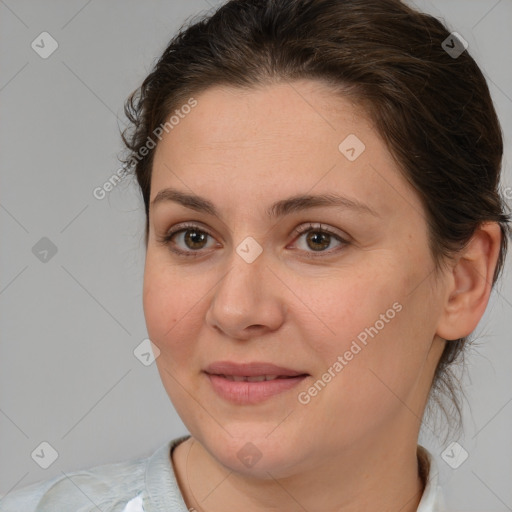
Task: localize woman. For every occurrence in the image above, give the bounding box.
[1,0,509,511]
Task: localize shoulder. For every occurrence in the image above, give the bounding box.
[0,451,147,512]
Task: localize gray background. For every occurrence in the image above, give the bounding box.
[1,0,511,510]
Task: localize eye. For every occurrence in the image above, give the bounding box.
[290,223,349,257]
[156,222,349,258]
[156,223,217,257]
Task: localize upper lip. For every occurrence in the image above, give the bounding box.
[204,361,308,377]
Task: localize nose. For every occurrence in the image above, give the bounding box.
[205,248,286,341]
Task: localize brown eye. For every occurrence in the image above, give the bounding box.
[181,229,209,250]
[157,223,217,257]
[305,231,332,251]
[291,223,349,257]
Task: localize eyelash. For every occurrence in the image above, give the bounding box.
[156,222,349,259]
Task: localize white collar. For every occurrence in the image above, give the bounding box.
[416,445,446,511]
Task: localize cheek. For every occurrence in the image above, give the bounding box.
[143,261,205,416]
[301,261,434,394]
[142,257,199,363]
[300,265,406,357]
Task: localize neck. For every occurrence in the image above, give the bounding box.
[172,432,426,512]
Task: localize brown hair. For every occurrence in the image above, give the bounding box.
[119,0,511,434]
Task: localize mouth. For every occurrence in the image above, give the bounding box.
[203,361,309,405]
[214,374,298,382]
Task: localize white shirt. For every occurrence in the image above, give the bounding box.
[0,436,445,511]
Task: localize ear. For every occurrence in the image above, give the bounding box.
[436,222,502,341]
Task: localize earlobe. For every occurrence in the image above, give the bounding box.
[436,222,502,341]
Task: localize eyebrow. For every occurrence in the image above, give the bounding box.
[151,187,380,219]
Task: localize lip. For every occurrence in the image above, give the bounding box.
[204,361,309,405]
[204,361,306,377]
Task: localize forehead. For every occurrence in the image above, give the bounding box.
[150,80,421,221]
[157,80,367,157]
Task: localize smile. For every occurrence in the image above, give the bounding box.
[206,373,308,404]
[203,361,309,404]
[220,374,290,382]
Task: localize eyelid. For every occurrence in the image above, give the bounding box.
[291,222,348,241]
[156,221,218,256]
[288,223,349,257]
[157,221,350,257]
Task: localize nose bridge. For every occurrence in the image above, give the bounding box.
[216,239,267,312]
[206,239,285,336]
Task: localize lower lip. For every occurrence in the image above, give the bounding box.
[206,373,308,405]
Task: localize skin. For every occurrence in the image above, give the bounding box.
[142,79,501,512]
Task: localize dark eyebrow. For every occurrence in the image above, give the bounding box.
[151,187,380,219]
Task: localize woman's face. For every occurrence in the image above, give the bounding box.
[143,80,447,477]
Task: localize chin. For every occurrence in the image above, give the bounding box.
[191,423,312,479]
